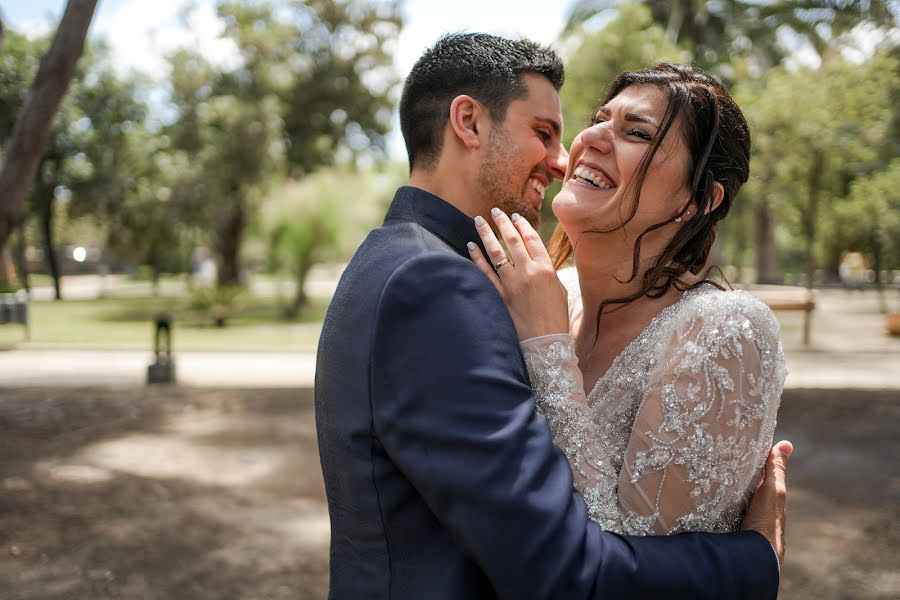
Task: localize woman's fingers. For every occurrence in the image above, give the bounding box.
[474,214,510,270]
[489,208,532,266]
[466,241,503,294]
[511,213,553,264]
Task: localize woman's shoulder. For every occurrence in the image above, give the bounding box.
[667,285,787,391]
[674,284,781,342]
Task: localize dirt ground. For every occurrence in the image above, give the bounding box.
[0,386,896,599]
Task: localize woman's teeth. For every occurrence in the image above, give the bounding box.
[573,165,613,189]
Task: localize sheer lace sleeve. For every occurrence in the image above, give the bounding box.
[520,334,620,523]
[616,293,786,535]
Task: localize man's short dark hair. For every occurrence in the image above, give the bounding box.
[399,33,564,171]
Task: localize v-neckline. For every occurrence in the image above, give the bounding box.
[578,285,709,401]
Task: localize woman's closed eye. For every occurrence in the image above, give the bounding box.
[626,128,653,141]
[590,115,653,142]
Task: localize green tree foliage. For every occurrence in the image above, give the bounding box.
[260,164,403,316]
[0,31,44,142]
[0,0,98,284]
[0,30,158,297]
[737,51,896,292]
[831,159,900,289]
[10,41,150,298]
[167,0,402,288]
[0,29,46,291]
[168,45,285,287]
[564,0,898,78]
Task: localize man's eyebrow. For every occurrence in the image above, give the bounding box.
[597,105,659,128]
[534,116,561,135]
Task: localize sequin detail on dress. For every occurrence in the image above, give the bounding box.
[522,269,786,535]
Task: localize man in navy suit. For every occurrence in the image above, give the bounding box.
[315,33,790,599]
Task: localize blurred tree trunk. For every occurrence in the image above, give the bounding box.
[732,200,750,283]
[802,150,824,346]
[752,160,777,284]
[217,189,245,287]
[0,0,97,287]
[872,243,887,314]
[150,247,162,297]
[754,196,777,284]
[37,186,62,301]
[286,262,312,320]
[285,229,323,320]
[14,226,30,292]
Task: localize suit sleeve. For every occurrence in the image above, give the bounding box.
[370,253,779,599]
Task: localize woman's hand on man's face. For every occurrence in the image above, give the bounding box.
[468,208,569,341]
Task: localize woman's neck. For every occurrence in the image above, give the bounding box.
[570,235,690,370]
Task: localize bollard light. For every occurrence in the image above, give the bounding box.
[147,312,176,384]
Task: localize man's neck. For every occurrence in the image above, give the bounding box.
[409,166,482,221]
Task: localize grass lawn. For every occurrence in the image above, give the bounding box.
[0,291,326,352]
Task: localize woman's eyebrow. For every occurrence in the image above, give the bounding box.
[597,105,659,128]
[625,113,659,128]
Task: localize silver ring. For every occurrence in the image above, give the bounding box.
[494,257,511,269]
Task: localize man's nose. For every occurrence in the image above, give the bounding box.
[548,142,569,181]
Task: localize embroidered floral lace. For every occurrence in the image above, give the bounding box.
[521,268,786,535]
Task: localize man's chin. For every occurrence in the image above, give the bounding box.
[518,204,541,229]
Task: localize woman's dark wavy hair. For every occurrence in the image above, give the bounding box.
[547,62,750,320]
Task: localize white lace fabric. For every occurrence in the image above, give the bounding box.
[522,271,786,536]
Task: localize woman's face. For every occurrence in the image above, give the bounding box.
[553,84,693,246]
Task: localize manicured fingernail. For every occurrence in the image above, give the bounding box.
[491,207,502,218]
[511,213,521,222]
[474,215,486,227]
[466,241,477,252]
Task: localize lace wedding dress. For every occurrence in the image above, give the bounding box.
[522,268,786,535]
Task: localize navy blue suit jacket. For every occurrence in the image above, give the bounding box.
[315,186,779,599]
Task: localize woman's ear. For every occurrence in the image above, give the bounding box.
[682,182,724,221]
[448,95,484,150]
[706,181,725,213]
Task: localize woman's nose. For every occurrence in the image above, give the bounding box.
[581,121,614,153]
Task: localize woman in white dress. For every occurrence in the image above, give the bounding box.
[468,63,787,536]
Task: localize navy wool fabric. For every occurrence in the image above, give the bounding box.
[314,186,779,599]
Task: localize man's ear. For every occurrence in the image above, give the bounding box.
[448,95,485,150]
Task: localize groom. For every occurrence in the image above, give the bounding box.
[315,33,789,599]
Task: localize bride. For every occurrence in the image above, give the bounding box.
[468,63,787,535]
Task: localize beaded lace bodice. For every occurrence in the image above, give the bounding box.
[521,268,786,536]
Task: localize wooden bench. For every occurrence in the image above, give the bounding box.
[745,287,816,345]
[0,291,30,341]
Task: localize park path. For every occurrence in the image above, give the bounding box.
[0,345,897,389]
[2,275,898,389]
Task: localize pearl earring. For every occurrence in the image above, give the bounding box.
[675,211,690,223]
